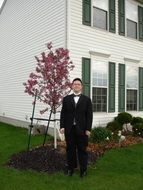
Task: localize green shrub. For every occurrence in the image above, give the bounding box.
[106,120,122,132]
[90,127,112,143]
[131,117,143,126]
[132,123,143,137]
[116,112,132,125]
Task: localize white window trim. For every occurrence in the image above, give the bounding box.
[124,57,140,63]
[89,50,111,58]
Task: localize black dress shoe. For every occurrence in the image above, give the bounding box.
[80,170,87,178]
[63,164,68,175]
[63,164,74,176]
[67,170,74,176]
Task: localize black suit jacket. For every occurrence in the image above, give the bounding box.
[60,94,93,136]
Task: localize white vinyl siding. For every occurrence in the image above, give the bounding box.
[0,0,143,128]
[0,0,66,125]
[68,0,143,126]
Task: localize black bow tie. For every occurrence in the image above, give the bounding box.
[73,94,81,97]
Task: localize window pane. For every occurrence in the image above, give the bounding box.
[127,89,137,111]
[92,87,107,112]
[126,66,138,89]
[126,0,137,22]
[93,0,108,11]
[93,7,107,30]
[92,61,107,87]
[127,19,137,39]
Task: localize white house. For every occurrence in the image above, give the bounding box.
[0,0,143,129]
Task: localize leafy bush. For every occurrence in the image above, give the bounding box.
[131,117,143,126]
[116,112,132,125]
[132,123,143,137]
[106,120,122,132]
[90,127,112,143]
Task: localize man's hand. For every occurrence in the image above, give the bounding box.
[60,128,65,134]
[85,130,91,137]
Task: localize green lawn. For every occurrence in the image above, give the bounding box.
[0,122,143,190]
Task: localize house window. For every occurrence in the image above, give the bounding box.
[126,0,138,39]
[127,19,137,39]
[92,61,107,112]
[93,0,108,30]
[126,66,138,110]
[83,0,115,32]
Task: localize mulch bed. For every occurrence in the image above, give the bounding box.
[7,136,143,173]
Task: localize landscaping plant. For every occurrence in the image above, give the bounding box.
[90,127,112,143]
[23,42,74,147]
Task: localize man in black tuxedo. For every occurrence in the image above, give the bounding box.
[60,78,93,177]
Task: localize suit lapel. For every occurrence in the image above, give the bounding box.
[71,94,76,108]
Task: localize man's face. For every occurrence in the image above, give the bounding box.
[72,80,82,93]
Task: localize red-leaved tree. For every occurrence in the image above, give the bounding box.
[24,42,74,148]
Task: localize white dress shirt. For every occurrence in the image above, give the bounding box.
[73,93,81,104]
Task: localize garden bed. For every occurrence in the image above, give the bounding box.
[7,136,143,173]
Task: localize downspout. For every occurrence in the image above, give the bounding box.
[65,0,71,49]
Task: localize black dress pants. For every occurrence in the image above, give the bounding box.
[65,126,88,172]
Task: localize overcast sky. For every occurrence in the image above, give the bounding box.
[0,0,4,7]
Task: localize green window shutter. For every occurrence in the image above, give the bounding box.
[118,64,125,112]
[109,0,116,33]
[118,0,125,36]
[82,57,91,97]
[82,0,91,26]
[108,62,115,112]
[138,6,143,42]
[139,67,143,110]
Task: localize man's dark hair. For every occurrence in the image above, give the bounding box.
[72,78,83,84]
